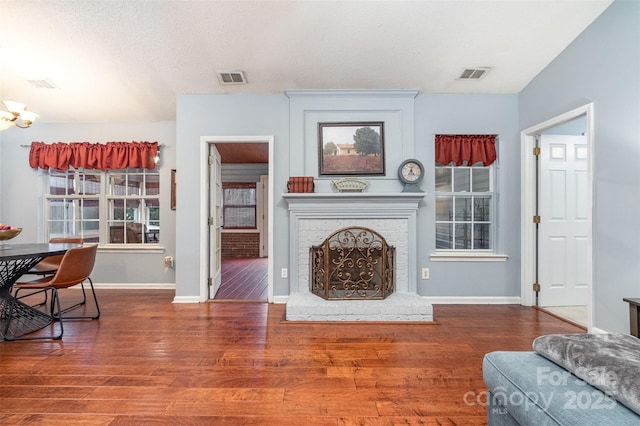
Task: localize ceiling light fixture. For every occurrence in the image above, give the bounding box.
[0,100,38,131]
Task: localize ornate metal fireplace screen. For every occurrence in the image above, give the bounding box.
[310,226,395,300]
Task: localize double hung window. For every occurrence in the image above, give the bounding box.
[222,183,257,229]
[45,168,160,245]
[435,165,493,250]
[434,134,497,252]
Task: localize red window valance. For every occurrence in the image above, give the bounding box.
[29,141,159,170]
[435,134,497,166]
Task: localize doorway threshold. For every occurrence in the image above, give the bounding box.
[538,306,587,329]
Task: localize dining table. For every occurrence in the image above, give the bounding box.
[0,242,81,341]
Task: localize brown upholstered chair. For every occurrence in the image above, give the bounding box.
[22,237,84,308]
[25,237,84,276]
[11,244,99,340]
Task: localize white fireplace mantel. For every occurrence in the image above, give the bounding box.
[282,192,425,207]
[283,192,433,321]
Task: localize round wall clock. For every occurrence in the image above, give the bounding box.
[398,159,424,192]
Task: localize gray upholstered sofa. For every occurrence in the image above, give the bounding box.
[483,333,640,425]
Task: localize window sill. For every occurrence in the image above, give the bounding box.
[430,252,508,262]
[98,244,165,254]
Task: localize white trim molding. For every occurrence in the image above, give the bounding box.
[430,253,508,262]
[199,135,275,303]
[520,103,594,330]
[94,282,176,290]
[425,296,521,304]
[173,295,202,304]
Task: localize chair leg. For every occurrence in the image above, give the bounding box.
[54,281,89,318]
[50,288,64,339]
[14,278,49,307]
[7,278,99,341]
[32,288,48,307]
[88,278,100,319]
[55,278,100,320]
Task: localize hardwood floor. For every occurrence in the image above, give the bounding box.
[0,290,585,425]
[214,257,268,301]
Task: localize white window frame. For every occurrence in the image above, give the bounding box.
[43,168,161,250]
[222,183,257,230]
[432,162,507,262]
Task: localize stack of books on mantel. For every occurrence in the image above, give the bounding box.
[287,176,314,193]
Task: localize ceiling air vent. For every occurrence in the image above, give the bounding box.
[458,68,490,80]
[27,78,58,89]
[216,71,247,85]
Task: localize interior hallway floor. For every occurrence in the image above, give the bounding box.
[541,305,588,327]
[214,257,268,301]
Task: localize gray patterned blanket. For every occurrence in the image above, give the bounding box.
[533,333,640,415]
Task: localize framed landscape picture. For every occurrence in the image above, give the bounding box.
[318,121,385,176]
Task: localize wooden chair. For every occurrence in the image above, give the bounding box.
[10,244,99,340]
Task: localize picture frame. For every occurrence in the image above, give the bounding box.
[318,121,385,176]
[170,169,176,210]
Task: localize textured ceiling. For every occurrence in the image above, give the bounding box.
[0,0,613,124]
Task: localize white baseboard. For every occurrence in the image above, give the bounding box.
[93,282,176,290]
[272,295,289,304]
[424,296,522,304]
[273,295,521,305]
[173,296,201,303]
[88,289,520,306]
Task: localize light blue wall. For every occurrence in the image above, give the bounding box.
[0,121,177,285]
[416,94,521,297]
[541,116,586,135]
[175,94,290,299]
[519,0,640,332]
[175,91,521,301]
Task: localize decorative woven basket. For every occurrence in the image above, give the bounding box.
[331,178,369,192]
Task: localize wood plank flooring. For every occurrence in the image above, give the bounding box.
[214,257,268,301]
[0,290,585,425]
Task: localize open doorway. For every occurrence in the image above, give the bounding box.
[199,136,274,303]
[214,143,268,302]
[520,104,594,329]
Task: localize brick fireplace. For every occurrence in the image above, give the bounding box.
[283,192,433,321]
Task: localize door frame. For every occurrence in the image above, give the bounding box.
[199,135,275,303]
[520,103,594,327]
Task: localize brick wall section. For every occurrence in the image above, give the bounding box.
[222,232,260,257]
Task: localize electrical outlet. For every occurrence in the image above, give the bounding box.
[281,268,288,278]
[164,256,174,268]
[421,268,430,280]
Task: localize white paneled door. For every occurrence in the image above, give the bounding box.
[208,145,223,299]
[539,135,589,306]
